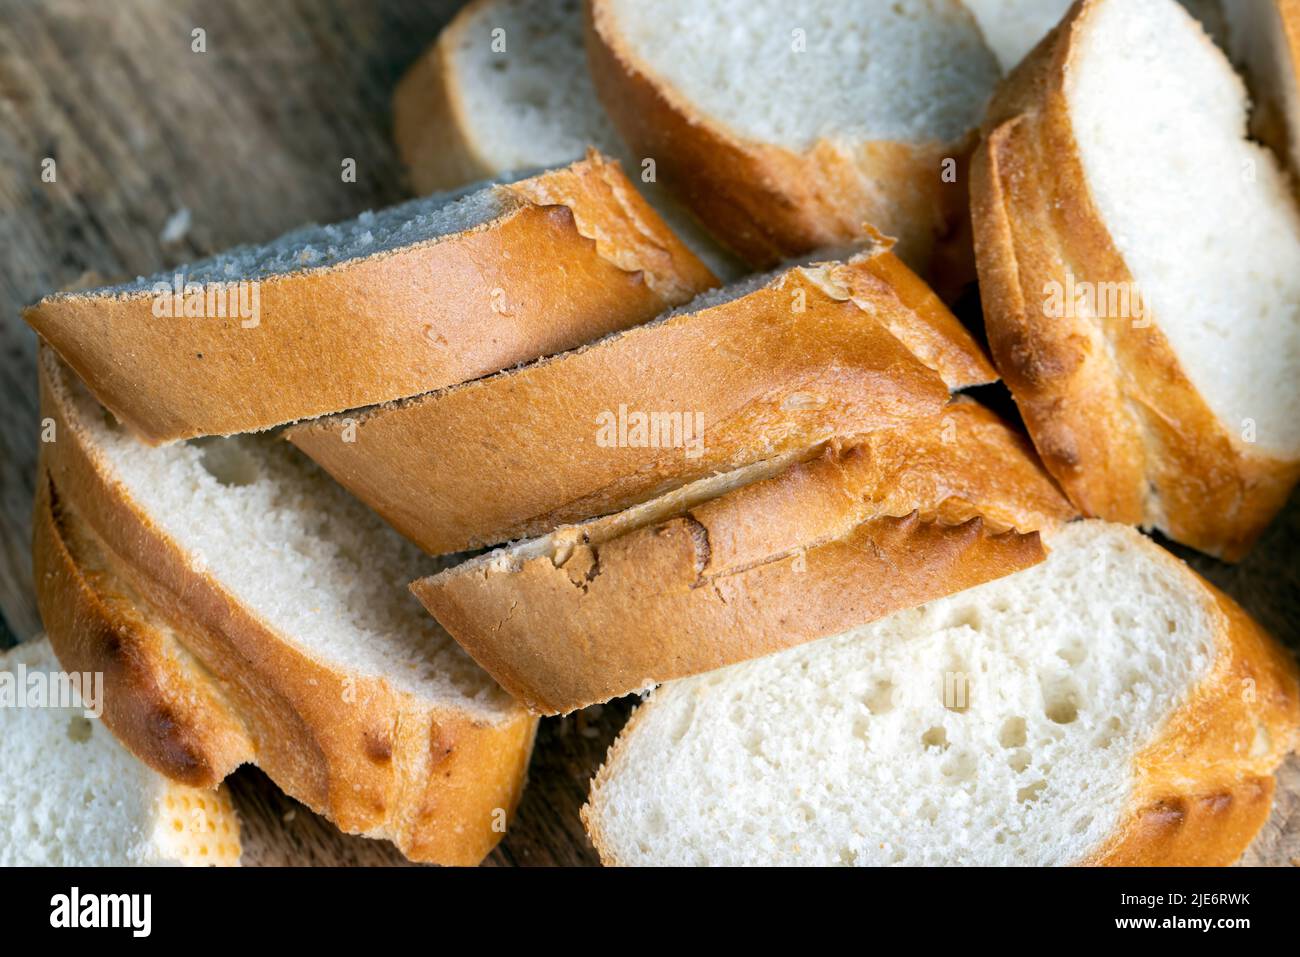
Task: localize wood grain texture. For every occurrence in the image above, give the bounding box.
[0,0,1294,867]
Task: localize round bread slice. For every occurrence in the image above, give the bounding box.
[413,399,1076,715]
[286,245,994,556]
[971,0,1300,560]
[582,521,1300,866]
[36,348,537,866]
[0,636,241,866]
[24,152,716,445]
[584,0,1001,276]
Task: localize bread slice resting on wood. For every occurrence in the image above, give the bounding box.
[34,348,537,865]
[582,521,1300,866]
[971,0,1300,560]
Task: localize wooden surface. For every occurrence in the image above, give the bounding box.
[0,0,1295,867]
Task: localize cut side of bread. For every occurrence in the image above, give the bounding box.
[585,0,1001,277]
[972,0,1300,560]
[25,152,715,445]
[0,636,242,866]
[413,400,1076,715]
[582,521,1300,866]
[287,245,995,555]
[1225,0,1300,181]
[35,349,538,865]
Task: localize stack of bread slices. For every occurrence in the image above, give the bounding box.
[11,0,1300,866]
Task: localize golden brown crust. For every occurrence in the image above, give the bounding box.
[32,474,253,789]
[583,0,976,280]
[288,248,976,555]
[24,153,715,445]
[37,350,538,865]
[970,1,1300,561]
[413,401,1073,715]
[393,0,499,194]
[1089,578,1300,865]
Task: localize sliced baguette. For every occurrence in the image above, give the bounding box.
[413,399,1076,715]
[393,0,742,280]
[584,0,1001,277]
[286,245,995,555]
[971,0,1300,560]
[0,636,241,867]
[582,521,1300,866]
[35,349,537,865]
[25,152,715,445]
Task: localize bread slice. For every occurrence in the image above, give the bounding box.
[585,0,1001,276]
[287,245,995,555]
[393,0,742,280]
[35,349,538,865]
[413,400,1076,715]
[24,152,716,445]
[971,0,1300,560]
[0,636,242,866]
[582,521,1300,866]
[1225,0,1300,181]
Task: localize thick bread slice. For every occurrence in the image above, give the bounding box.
[971,0,1300,560]
[584,0,1000,276]
[0,636,241,866]
[287,246,994,555]
[412,400,1075,715]
[393,0,742,280]
[37,349,538,865]
[1225,0,1300,181]
[25,152,716,445]
[33,475,253,788]
[582,522,1300,866]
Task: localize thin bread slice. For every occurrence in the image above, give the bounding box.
[36,348,538,865]
[971,0,1300,560]
[412,400,1076,715]
[582,521,1300,866]
[0,636,242,866]
[286,245,995,555]
[393,0,742,279]
[25,151,716,445]
[584,0,1000,275]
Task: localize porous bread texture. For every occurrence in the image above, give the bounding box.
[450,0,617,170]
[102,181,504,293]
[1065,0,1300,456]
[53,361,514,720]
[0,637,241,866]
[584,522,1219,866]
[607,0,999,148]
